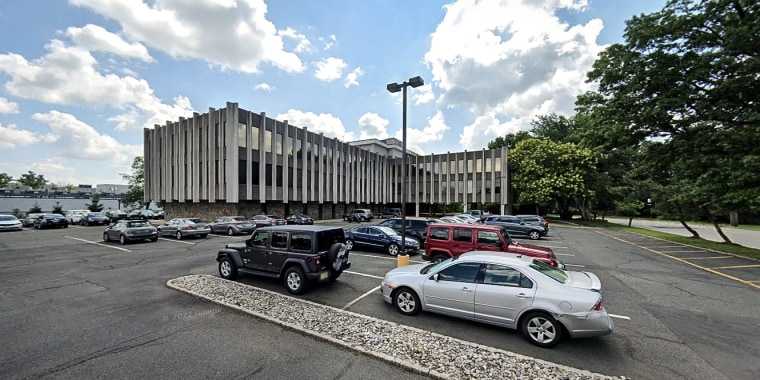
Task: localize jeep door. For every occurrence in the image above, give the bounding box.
[474,230,506,253]
[450,227,475,256]
[265,231,290,272]
[243,230,270,270]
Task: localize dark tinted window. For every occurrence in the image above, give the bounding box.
[271,232,288,248]
[453,228,472,243]
[429,227,449,240]
[477,230,501,245]
[290,233,312,251]
[317,228,346,251]
[436,262,481,283]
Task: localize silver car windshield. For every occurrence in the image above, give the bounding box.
[529,259,568,284]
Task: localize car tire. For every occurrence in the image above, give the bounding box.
[520,311,563,348]
[328,271,341,283]
[387,243,400,256]
[528,230,540,240]
[103,232,109,242]
[326,242,349,273]
[218,256,238,280]
[393,287,421,315]
[150,237,158,242]
[284,266,307,294]
[119,235,127,245]
[200,234,207,238]
[432,254,448,263]
[176,231,182,240]
[345,239,354,250]
[227,227,235,236]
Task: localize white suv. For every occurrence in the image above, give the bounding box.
[65,210,89,224]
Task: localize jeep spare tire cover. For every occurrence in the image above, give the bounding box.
[327,243,349,272]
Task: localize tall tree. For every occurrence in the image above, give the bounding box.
[121,157,145,209]
[576,0,760,241]
[86,193,104,212]
[510,139,597,220]
[0,173,11,188]
[487,131,533,150]
[17,171,47,189]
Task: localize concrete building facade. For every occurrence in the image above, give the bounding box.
[144,102,510,221]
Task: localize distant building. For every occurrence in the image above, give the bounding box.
[143,102,511,221]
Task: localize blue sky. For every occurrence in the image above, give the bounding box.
[0,0,666,186]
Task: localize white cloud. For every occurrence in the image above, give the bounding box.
[66,24,153,62]
[425,0,605,149]
[254,83,274,91]
[0,97,19,113]
[278,27,314,53]
[320,34,337,50]
[357,112,389,140]
[0,122,55,149]
[344,67,363,88]
[70,0,305,73]
[0,40,195,131]
[31,110,143,164]
[393,110,449,155]
[314,57,346,82]
[275,109,354,142]
[412,85,434,105]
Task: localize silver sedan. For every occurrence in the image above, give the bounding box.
[380,251,614,348]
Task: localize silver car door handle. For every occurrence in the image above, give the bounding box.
[516,293,531,299]
[461,287,473,292]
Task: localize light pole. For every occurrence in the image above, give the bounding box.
[387,76,424,266]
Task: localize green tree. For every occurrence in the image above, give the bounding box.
[121,157,145,209]
[510,139,597,220]
[52,202,64,214]
[28,203,42,213]
[18,171,47,189]
[0,173,11,188]
[615,199,646,227]
[487,131,533,149]
[86,193,104,212]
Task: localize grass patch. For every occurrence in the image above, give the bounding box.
[548,217,760,261]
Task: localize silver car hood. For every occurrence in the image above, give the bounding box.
[386,263,427,277]
[566,271,602,292]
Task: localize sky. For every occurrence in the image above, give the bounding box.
[0,0,667,186]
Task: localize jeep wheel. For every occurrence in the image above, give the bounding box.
[393,287,421,315]
[345,239,354,250]
[218,256,238,280]
[103,232,110,242]
[387,243,400,256]
[176,231,182,240]
[284,266,307,294]
[227,227,235,236]
[326,242,349,273]
[432,254,448,263]
[528,230,540,240]
[328,271,341,283]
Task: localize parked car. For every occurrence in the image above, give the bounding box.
[251,214,287,226]
[105,209,128,223]
[423,223,563,268]
[34,214,69,229]
[344,209,374,222]
[157,218,210,239]
[65,210,89,224]
[439,216,469,224]
[481,215,546,240]
[380,251,614,348]
[22,213,44,227]
[345,225,419,256]
[376,208,402,218]
[153,209,165,219]
[376,217,440,245]
[216,225,351,294]
[465,210,489,221]
[516,214,550,233]
[128,209,156,220]
[454,214,479,224]
[80,212,110,226]
[0,215,23,231]
[210,216,256,235]
[103,220,158,244]
[286,214,314,225]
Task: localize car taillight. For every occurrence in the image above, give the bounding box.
[592,298,603,311]
[314,257,321,265]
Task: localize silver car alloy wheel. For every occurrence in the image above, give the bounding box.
[220,260,231,277]
[396,291,416,313]
[286,272,301,290]
[526,315,558,344]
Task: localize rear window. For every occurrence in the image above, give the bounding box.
[188,218,204,224]
[530,259,568,284]
[453,228,472,243]
[316,228,346,251]
[290,233,312,251]
[428,226,449,240]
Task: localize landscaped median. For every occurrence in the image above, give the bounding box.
[167,274,625,380]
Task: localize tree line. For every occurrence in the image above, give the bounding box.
[490,0,759,244]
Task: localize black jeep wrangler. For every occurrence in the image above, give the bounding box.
[216,225,351,294]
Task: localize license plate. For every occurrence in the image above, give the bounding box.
[319,271,329,280]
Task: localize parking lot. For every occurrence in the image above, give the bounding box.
[1,221,759,379]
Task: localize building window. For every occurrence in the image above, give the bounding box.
[264,130,272,153]
[276,133,283,155]
[238,123,247,148]
[485,158,492,172]
[251,126,259,148]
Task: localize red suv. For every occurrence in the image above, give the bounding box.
[422,223,563,268]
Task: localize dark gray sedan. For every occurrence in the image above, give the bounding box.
[210,216,256,235]
[157,218,210,240]
[103,220,158,244]
[482,215,546,240]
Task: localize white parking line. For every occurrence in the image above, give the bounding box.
[344,270,383,280]
[564,263,586,268]
[66,236,131,252]
[342,285,381,310]
[158,237,196,245]
[609,313,631,320]
[350,253,426,264]
[555,253,576,256]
